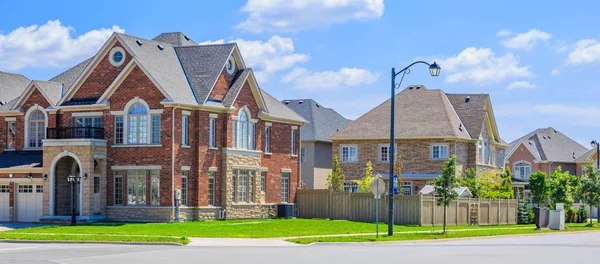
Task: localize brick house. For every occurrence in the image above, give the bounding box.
[281,99,351,189]
[329,85,507,194]
[505,127,596,202]
[0,32,306,223]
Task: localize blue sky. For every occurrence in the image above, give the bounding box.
[1,0,599,146]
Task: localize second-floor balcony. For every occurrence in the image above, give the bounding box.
[47,127,104,140]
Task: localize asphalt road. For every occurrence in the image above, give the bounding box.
[0,232,598,264]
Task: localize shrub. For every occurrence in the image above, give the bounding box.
[526,205,535,224]
[578,205,589,223]
[566,208,578,223]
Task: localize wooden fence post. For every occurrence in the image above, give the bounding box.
[432,196,436,226]
[418,194,423,226]
[497,199,501,225]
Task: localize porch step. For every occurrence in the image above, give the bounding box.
[39,215,107,224]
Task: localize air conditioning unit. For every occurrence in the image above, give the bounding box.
[277,204,296,219]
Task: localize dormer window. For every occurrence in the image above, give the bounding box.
[225,56,236,75]
[109,47,126,67]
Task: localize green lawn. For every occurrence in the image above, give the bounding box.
[0,233,188,245]
[287,223,600,244]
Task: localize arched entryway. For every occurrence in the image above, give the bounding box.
[49,152,83,216]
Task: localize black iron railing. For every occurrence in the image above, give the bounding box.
[47,127,104,140]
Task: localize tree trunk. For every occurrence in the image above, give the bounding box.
[590,204,594,226]
[443,204,447,233]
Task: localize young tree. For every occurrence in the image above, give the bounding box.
[460,168,482,198]
[478,170,513,199]
[394,154,404,191]
[578,165,600,226]
[501,167,514,199]
[549,167,575,210]
[517,193,530,224]
[529,171,549,207]
[357,161,375,193]
[326,155,345,191]
[433,155,459,233]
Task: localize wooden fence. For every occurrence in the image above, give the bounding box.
[296,189,517,226]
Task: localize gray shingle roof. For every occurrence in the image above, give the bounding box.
[175,44,235,103]
[508,127,589,162]
[49,58,92,91]
[117,33,197,104]
[260,90,306,123]
[0,71,30,103]
[0,151,43,169]
[575,148,596,162]
[446,94,488,138]
[34,81,63,106]
[222,69,251,107]
[282,99,351,142]
[330,85,471,140]
[152,32,197,47]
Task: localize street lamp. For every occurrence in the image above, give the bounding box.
[388,61,441,236]
[67,174,81,226]
[592,140,599,222]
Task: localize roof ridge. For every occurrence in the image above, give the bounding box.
[117,32,176,47]
[194,43,236,48]
[0,71,29,79]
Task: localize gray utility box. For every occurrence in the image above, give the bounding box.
[277,204,296,218]
[534,208,550,229]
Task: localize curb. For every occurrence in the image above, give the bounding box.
[0,239,184,246]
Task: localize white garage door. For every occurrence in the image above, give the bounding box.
[0,185,9,222]
[16,184,43,222]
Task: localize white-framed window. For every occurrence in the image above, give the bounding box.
[225,56,236,75]
[208,171,215,206]
[484,139,489,164]
[182,115,189,146]
[514,162,531,179]
[27,108,46,148]
[430,144,449,160]
[378,144,397,163]
[74,116,103,138]
[264,126,271,153]
[498,150,505,168]
[150,170,160,206]
[0,185,8,193]
[232,170,237,202]
[291,128,297,155]
[232,107,255,150]
[261,171,266,193]
[109,47,126,67]
[114,171,123,205]
[181,171,188,206]
[300,148,306,163]
[128,104,148,144]
[6,121,16,150]
[238,170,248,203]
[281,172,290,203]
[478,139,484,164]
[340,145,358,163]
[115,116,124,144]
[209,117,216,148]
[127,170,146,205]
[151,115,161,144]
[401,182,412,195]
[250,171,255,203]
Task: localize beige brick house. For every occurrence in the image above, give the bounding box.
[329,85,507,194]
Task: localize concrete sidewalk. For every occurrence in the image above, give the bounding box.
[187,238,301,247]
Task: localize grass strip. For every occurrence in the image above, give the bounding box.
[0,233,189,245]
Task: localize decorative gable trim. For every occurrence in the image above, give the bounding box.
[203,45,247,105]
[505,141,538,162]
[11,81,54,111]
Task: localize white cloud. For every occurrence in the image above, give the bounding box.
[434,47,533,84]
[507,81,536,90]
[281,67,380,89]
[499,29,551,50]
[0,20,124,71]
[551,68,560,76]
[496,29,512,37]
[236,0,384,33]
[566,39,600,65]
[200,36,308,82]
[533,104,600,127]
[553,40,568,53]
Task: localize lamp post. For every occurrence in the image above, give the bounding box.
[67,174,81,226]
[592,140,600,222]
[388,61,441,236]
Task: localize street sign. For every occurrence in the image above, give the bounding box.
[370,178,386,198]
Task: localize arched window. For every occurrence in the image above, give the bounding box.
[232,107,255,150]
[514,162,531,179]
[28,110,46,148]
[128,103,148,144]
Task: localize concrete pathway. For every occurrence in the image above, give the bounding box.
[187,238,301,247]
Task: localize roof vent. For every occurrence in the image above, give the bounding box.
[548,136,551,139]
[316,104,320,107]
[184,35,190,41]
[529,141,532,145]
[543,136,546,139]
[284,101,290,105]
[465,96,471,102]
[299,100,303,104]
[136,40,143,46]
[554,129,558,133]
[157,44,164,51]
[415,85,421,89]
[0,101,4,106]
[408,85,414,90]
[458,124,463,132]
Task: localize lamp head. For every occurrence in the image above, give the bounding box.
[429,61,441,77]
[592,140,598,148]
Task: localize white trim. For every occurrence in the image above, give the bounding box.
[281,168,292,173]
[93,154,107,159]
[4,117,16,122]
[43,139,107,147]
[111,144,162,148]
[110,111,126,115]
[208,167,218,172]
[149,109,164,114]
[49,151,84,217]
[260,167,269,172]
[181,166,191,171]
[182,110,191,116]
[0,168,44,173]
[108,47,126,67]
[339,144,358,163]
[377,143,397,163]
[223,148,262,157]
[72,112,103,117]
[225,56,236,75]
[291,126,298,130]
[265,122,272,127]
[0,178,43,182]
[10,82,55,111]
[232,165,260,170]
[430,143,450,160]
[111,165,162,170]
[24,104,48,150]
[209,113,218,118]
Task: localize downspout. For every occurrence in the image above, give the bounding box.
[171,104,180,220]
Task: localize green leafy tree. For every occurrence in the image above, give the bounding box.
[549,167,575,210]
[394,154,404,191]
[460,168,482,198]
[529,171,549,207]
[357,161,375,193]
[501,167,514,199]
[326,155,345,191]
[578,165,600,226]
[433,155,460,233]
[478,170,514,199]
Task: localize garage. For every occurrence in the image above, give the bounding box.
[0,185,8,222]
[15,184,43,222]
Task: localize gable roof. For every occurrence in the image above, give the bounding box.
[330,85,471,140]
[34,81,63,106]
[575,148,596,162]
[175,43,236,103]
[222,68,251,107]
[260,90,306,124]
[446,94,488,139]
[49,58,92,92]
[0,71,30,103]
[507,127,589,163]
[152,32,197,46]
[282,99,351,142]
